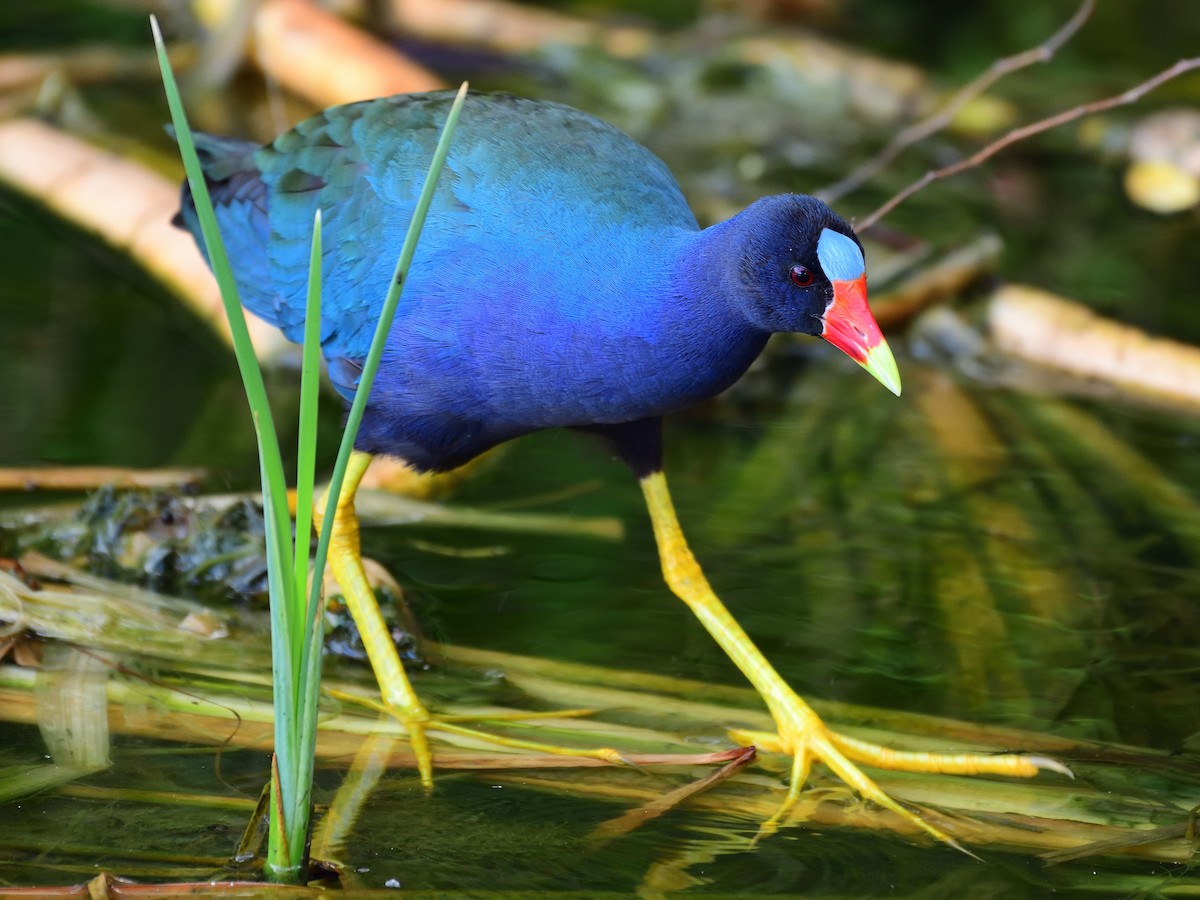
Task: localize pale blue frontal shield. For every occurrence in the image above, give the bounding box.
[816,228,865,281]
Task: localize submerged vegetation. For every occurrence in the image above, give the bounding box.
[1,0,1199,895]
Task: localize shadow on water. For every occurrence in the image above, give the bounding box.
[2,0,1200,896]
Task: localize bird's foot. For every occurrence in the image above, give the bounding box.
[358,451,498,502]
[728,697,1071,852]
[328,688,628,786]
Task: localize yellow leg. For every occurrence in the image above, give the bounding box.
[315,450,625,785]
[315,450,436,787]
[639,471,1067,849]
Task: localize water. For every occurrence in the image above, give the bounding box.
[3,0,1200,895]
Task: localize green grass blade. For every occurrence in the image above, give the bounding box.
[281,210,326,872]
[150,15,295,601]
[295,83,468,816]
[260,452,301,877]
[306,82,469,626]
[293,210,323,645]
[156,14,466,879]
[153,14,305,879]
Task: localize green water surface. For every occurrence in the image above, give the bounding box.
[2,0,1200,896]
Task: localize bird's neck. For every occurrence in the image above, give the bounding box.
[639,221,771,409]
[673,216,771,341]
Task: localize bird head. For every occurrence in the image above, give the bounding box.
[732,195,900,396]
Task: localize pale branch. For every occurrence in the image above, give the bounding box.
[818,0,1095,205]
[857,57,1200,233]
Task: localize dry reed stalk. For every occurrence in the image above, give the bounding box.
[0,466,205,492]
[384,0,652,58]
[989,285,1200,412]
[0,118,285,360]
[195,0,442,107]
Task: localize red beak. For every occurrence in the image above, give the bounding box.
[821,275,901,396]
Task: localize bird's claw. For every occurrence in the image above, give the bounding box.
[733,719,963,850]
[402,714,435,789]
[333,686,629,780]
[726,702,1066,854]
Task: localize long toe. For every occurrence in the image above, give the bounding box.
[732,701,1067,853]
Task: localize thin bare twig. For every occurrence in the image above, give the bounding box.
[858,57,1200,232]
[819,0,1096,204]
[591,746,756,840]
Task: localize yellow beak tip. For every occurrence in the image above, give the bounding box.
[861,340,902,397]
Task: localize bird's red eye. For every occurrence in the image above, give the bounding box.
[789,265,814,287]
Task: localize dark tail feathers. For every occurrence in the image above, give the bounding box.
[165,126,261,230]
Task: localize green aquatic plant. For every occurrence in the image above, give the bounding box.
[151,16,466,880]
